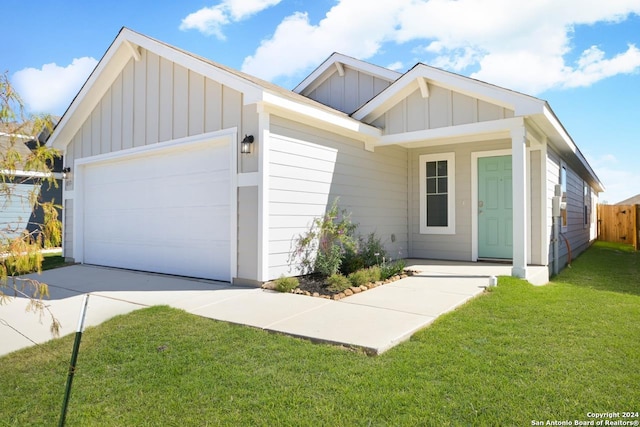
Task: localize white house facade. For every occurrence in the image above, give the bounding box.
[47,28,604,286]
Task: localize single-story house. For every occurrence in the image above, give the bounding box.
[47,28,603,285]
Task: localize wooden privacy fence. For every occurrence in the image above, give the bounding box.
[597,204,640,250]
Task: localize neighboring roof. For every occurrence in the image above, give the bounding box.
[293,52,402,96]
[47,28,380,151]
[617,194,640,205]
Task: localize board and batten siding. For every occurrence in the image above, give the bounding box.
[61,48,256,273]
[376,86,515,134]
[306,68,392,114]
[267,116,408,280]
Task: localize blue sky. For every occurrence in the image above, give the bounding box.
[3,0,640,203]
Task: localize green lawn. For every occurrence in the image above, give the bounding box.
[1,241,638,426]
[41,251,67,271]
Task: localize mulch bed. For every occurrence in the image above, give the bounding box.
[262,270,417,300]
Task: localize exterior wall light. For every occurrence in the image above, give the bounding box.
[241,135,254,154]
[62,167,71,179]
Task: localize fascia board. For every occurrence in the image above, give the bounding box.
[294,53,401,95]
[48,28,265,151]
[354,64,545,122]
[47,32,129,151]
[540,106,605,192]
[260,92,381,141]
[378,117,524,146]
[124,30,264,99]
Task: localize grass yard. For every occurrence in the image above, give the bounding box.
[1,241,638,426]
[41,251,67,271]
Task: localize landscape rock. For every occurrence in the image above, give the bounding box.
[344,289,353,296]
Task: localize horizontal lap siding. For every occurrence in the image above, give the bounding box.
[547,148,594,269]
[409,139,511,261]
[563,158,593,260]
[268,116,408,279]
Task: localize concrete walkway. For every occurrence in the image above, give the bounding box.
[0,261,528,356]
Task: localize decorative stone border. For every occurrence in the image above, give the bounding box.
[262,270,417,300]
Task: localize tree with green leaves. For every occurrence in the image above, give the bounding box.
[1,71,61,336]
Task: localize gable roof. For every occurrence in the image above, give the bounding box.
[293,52,401,97]
[47,28,380,151]
[345,61,603,192]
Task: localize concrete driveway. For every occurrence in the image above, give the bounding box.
[0,262,504,356]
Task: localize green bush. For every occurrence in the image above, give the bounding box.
[367,265,382,282]
[274,276,299,293]
[340,246,365,275]
[360,233,387,267]
[326,273,352,292]
[347,269,370,287]
[290,198,357,277]
[315,244,343,277]
[380,259,407,281]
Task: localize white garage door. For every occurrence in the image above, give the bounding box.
[81,138,232,281]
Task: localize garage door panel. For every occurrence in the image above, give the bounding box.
[82,139,232,281]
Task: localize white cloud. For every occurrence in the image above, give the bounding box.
[563,44,640,89]
[12,57,97,115]
[180,0,281,39]
[387,61,404,71]
[242,0,405,80]
[240,0,640,94]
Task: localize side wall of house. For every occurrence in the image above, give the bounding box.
[267,116,408,280]
[61,48,259,280]
[306,68,392,114]
[546,147,597,271]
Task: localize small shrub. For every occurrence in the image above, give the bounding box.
[367,265,382,282]
[274,276,299,293]
[340,246,365,275]
[326,273,351,292]
[380,259,407,281]
[348,269,371,287]
[315,244,343,277]
[360,233,387,267]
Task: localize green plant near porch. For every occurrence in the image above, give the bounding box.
[291,198,357,277]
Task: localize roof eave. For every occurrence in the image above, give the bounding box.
[536,104,605,193]
[47,28,266,151]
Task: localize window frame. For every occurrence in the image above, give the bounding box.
[419,152,456,235]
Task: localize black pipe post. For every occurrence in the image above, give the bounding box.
[58,294,90,427]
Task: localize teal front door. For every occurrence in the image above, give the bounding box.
[478,155,513,259]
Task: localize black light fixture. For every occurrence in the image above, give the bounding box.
[241,134,254,154]
[62,167,71,179]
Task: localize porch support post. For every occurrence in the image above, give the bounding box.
[511,125,528,279]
